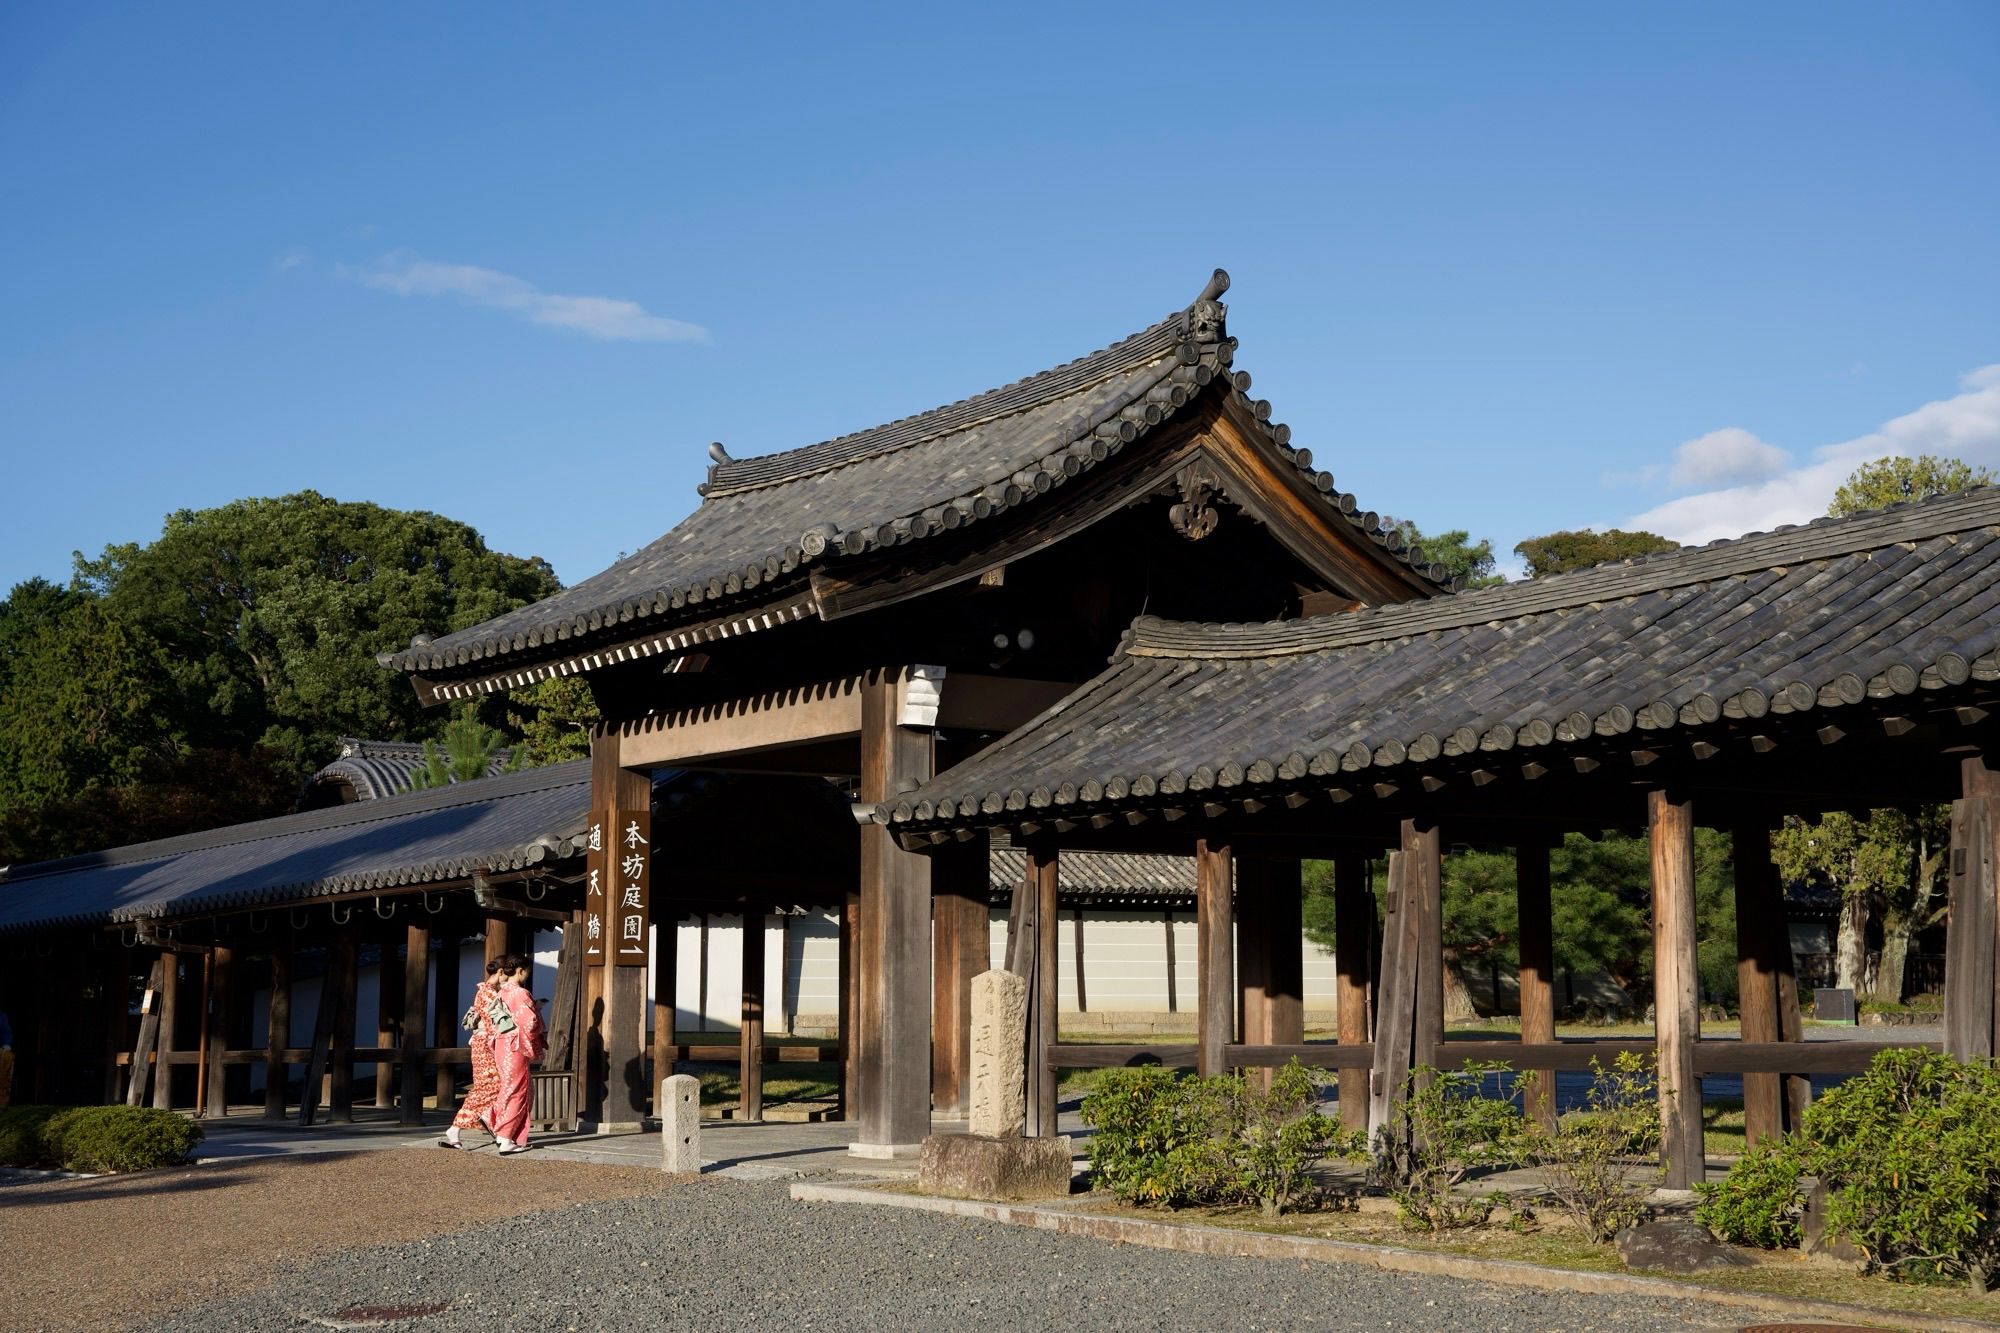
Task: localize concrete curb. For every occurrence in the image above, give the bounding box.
[789,1181,2000,1333]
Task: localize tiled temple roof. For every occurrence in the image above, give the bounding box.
[385,272,1449,695]
[880,487,2000,831]
[0,762,590,934]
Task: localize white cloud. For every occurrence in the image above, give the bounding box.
[343,251,708,343]
[1626,364,2000,545]
[1668,427,1790,488]
[272,249,310,273]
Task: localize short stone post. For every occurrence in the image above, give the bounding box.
[661,1073,700,1176]
[917,969,1070,1200]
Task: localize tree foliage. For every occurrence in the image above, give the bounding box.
[0,492,561,864]
[505,675,600,767]
[72,490,558,774]
[1512,528,1677,578]
[1829,454,1994,517]
[1386,519,1505,588]
[409,706,522,789]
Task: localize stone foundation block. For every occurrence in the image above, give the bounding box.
[918,1133,1074,1201]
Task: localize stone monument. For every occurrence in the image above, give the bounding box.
[918,968,1072,1200]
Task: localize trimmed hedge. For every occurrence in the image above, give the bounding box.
[0,1105,203,1173]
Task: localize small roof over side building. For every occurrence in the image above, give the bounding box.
[300,737,514,808]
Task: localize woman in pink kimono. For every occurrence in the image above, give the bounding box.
[440,959,505,1149]
[489,953,547,1155]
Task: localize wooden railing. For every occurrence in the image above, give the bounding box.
[1047,1036,1941,1077]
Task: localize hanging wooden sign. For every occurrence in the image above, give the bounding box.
[583,812,609,967]
[611,805,650,967]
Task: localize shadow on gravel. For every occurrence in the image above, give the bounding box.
[0,1152,365,1209]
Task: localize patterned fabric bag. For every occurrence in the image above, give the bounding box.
[484,990,519,1035]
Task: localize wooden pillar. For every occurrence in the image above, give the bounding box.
[327,928,359,1124]
[930,836,990,1118]
[264,937,292,1118]
[484,913,509,971]
[651,908,676,1103]
[432,929,461,1106]
[373,924,404,1110]
[739,908,765,1123]
[1240,857,1304,1083]
[1946,754,2000,1060]
[547,911,585,1078]
[100,950,128,1105]
[1236,858,1268,1050]
[203,944,234,1118]
[1517,840,1556,1130]
[1334,852,1372,1131]
[1021,844,1060,1137]
[853,671,934,1154]
[151,952,180,1111]
[1650,789,1703,1189]
[400,920,430,1124]
[836,892,856,1121]
[1195,838,1234,1077]
[590,733,651,1129]
[1733,821,1806,1144]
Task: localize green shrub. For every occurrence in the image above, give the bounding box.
[36,1106,203,1173]
[1223,1060,1362,1218]
[1081,1065,1229,1207]
[1080,1060,1361,1215]
[0,1105,65,1168]
[1696,1048,2000,1292]
[1376,1061,1525,1232]
[1524,1052,1663,1243]
[1695,1135,1805,1249]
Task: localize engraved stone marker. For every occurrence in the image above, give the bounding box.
[969,968,1028,1138]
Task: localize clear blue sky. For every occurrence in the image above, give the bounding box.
[4,3,1997,592]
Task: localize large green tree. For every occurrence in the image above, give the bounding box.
[1513,529,1677,578]
[73,491,559,774]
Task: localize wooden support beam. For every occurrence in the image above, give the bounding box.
[327,929,359,1124]
[1367,850,1417,1138]
[548,910,585,1078]
[651,906,675,1107]
[1240,857,1304,1089]
[1409,822,1444,1096]
[598,743,652,1129]
[203,943,234,1118]
[375,926,404,1110]
[1333,853,1373,1132]
[1162,909,1179,1014]
[1195,838,1234,1078]
[432,931,461,1108]
[265,937,292,1119]
[740,910,765,1124]
[1650,788,1704,1189]
[1733,821,1805,1146]
[1946,753,2000,1060]
[1026,844,1059,1137]
[930,837,989,1118]
[400,921,430,1125]
[1237,858,1269,1052]
[101,951,128,1105]
[126,957,166,1108]
[837,892,856,1122]
[854,670,934,1153]
[152,952,180,1111]
[297,943,338,1127]
[1517,841,1556,1130]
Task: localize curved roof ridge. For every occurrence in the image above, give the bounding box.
[704,311,1189,497]
[1120,485,2000,661]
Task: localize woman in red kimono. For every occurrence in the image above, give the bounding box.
[489,953,547,1154]
[440,958,505,1149]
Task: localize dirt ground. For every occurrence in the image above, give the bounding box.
[0,1150,671,1332]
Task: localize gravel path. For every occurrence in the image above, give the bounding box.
[141,1177,1740,1333]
